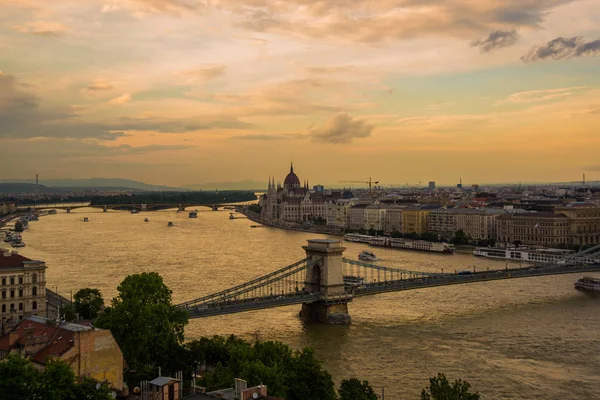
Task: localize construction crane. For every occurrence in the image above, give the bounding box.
[339,177,380,192]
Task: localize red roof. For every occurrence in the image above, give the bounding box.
[0,252,31,269]
[0,318,76,365]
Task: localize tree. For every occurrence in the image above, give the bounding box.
[95,272,189,375]
[60,303,77,322]
[368,228,377,236]
[421,373,480,400]
[391,231,402,238]
[74,288,104,320]
[0,355,39,400]
[450,230,469,246]
[420,232,439,242]
[286,348,336,400]
[339,378,378,400]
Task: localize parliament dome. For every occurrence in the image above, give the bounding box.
[283,163,301,189]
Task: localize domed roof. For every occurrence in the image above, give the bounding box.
[284,162,301,189]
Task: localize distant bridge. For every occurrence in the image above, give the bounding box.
[177,240,600,323]
[18,202,254,212]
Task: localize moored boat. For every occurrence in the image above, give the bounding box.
[189,210,198,218]
[575,277,600,292]
[473,246,574,264]
[144,218,149,222]
[167,221,174,226]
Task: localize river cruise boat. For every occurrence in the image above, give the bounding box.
[343,233,373,243]
[358,250,378,261]
[189,210,198,218]
[367,237,453,253]
[473,247,574,264]
[574,277,600,292]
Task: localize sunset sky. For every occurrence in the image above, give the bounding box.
[1,0,600,187]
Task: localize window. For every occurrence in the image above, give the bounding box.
[32,287,37,296]
[18,289,23,298]
[1,278,5,286]
[9,277,14,285]
[18,276,23,285]
[18,303,23,311]
[10,290,14,298]
[10,303,15,312]
[1,291,5,299]
[32,301,37,310]
[32,274,37,284]
[1,305,4,313]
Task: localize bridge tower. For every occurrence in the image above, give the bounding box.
[300,239,351,324]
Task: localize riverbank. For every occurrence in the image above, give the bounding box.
[237,208,344,237]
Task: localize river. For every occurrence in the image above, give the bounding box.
[7,208,600,399]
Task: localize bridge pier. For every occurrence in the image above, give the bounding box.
[66,207,71,213]
[178,204,185,211]
[212,204,218,211]
[300,239,351,324]
[103,205,107,213]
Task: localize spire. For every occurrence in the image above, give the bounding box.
[290,161,294,173]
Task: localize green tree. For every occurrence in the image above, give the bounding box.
[74,288,104,320]
[75,377,113,400]
[95,272,189,374]
[286,348,336,400]
[38,358,78,400]
[391,231,402,238]
[60,303,77,322]
[339,378,378,400]
[421,373,480,400]
[368,228,377,236]
[0,355,39,400]
[420,232,439,242]
[450,229,469,246]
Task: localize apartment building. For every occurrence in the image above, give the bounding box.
[428,208,506,240]
[554,204,600,246]
[496,212,570,246]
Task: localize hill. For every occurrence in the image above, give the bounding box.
[182,180,266,191]
[0,178,188,192]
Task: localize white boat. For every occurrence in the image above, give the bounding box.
[373,237,454,254]
[131,209,140,214]
[358,250,378,261]
[575,277,600,292]
[189,211,198,218]
[343,233,373,243]
[473,246,574,264]
[12,242,25,248]
[344,275,365,286]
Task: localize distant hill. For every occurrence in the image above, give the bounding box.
[0,178,188,192]
[0,183,66,194]
[182,181,266,191]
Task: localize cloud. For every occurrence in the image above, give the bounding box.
[522,37,600,62]
[585,165,600,172]
[229,133,301,141]
[114,116,253,132]
[495,86,589,105]
[425,102,455,110]
[178,65,226,82]
[86,81,114,91]
[309,113,373,144]
[13,21,68,37]
[109,94,132,104]
[471,30,519,53]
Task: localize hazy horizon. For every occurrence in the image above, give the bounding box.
[1,1,600,185]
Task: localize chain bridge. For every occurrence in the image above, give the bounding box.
[177,239,600,324]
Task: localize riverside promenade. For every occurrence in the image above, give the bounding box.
[237,208,344,237]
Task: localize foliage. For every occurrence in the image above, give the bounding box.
[313,216,326,225]
[391,230,402,238]
[419,232,439,242]
[0,356,112,400]
[368,228,377,236]
[74,288,104,320]
[60,303,77,322]
[88,191,256,206]
[421,373,480,400]
[95,272,189,377]
[339,378,378,400]
[358,228,366,234]
[404,232,420,240]
[450,230,469,246]
[188,336,335,400]
[247,204,261,214]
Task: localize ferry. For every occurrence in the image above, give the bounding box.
[12,242,25,248]
[574,277,600,292]
[473,246,574,264]
[367,237,453,254]
[189,210,198,218]
[343,275,365,286]
[343,233,373,244]
[358,250,378,261]
[131,209,140,214]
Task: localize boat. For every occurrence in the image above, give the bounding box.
[14,220,24,232]
[343,275,365,286]
[48,209,57,215]
[83,217,89,222]
[167,221,173,226]
[574,277,600,292]
[131,209,140,214]
[12,242,25,248]
[473,246,574,264]
[358,250,378,261]
[250,225,261,228]
[144,218,149,222]
[343,233,373,243]
[189,211,198,218]
[388,238,453,253]
[229,214,235,220]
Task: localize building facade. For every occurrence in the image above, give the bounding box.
[325,199,352,228]
[555,204,600,246]
[259,164,326,222]
[1,251,46,331]
[401,208,431,234]
[428,208,506,240]
[496,212,570,246]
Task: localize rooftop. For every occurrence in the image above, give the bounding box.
[0,251,33,269]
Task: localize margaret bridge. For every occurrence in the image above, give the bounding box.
[177,239,600,324]
[18,202,251,212]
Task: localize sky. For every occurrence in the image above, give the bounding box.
[1,0,600,187]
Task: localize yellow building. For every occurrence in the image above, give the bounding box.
[554,204,600,246]
[1,251,46,330]
[401,208,431,234]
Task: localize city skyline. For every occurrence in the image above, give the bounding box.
[1,0,600,186]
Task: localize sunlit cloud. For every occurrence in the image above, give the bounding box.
[309,113,374,144]
[495,87,590,105]
[109,94,132,105]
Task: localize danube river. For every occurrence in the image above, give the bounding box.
[9,209,600,399]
